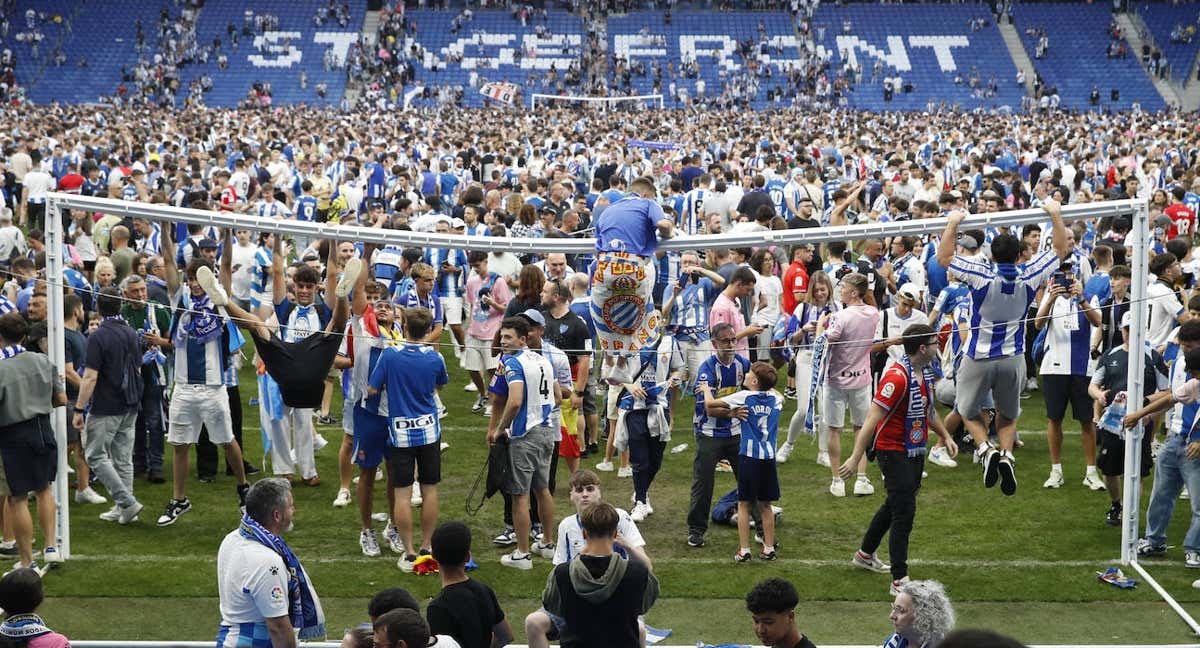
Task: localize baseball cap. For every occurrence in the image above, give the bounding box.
[197,238,219,250]
[518,309,546,328]
[450,217,466,229]
[1120,311,1132,329]
[956,234,980,250]
[897,283,921,304]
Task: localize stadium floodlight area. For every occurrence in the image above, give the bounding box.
[40,193,1194,636]
[529,92,664,111]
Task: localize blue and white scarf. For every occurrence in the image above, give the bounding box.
[803,333,829,436]
[238,513,326,640]
[176,293,225,345]
[897,354,935,457]
[0,344,25,360]
[0,613,52,640]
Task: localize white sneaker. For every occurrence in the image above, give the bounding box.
[816,451,831,467]
[313,433,328,452]
[42,547,64,564]
[195,265,229,306]
[853,476,875,496]
[777,442,794,464]
[118,501,144,525]
[617,466,633,478]
[1183,486,1191,500]
[360,529,382,557]
[336,258,363,298]
[384,523,405,554]
[928,446,957,468]
[852,549,890,573]
[333,488,351,508]
[464,382,479,392]
[1026,377,1039,391]
[829,477,846,497]
[500,550,533,570]
[533,541,556,559]
[482,404,492,417]
[1083,473,1106,491]
[630,501,651,522]
[411,484,423,507]
[74,487,107,505]
[99,505,121,522]
[595,460,615,472]
[1043,470,1064,489]
[1187,551,1200,569]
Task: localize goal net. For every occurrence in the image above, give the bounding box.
[529,93,663,111]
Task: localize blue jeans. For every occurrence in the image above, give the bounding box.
[134,382,164,474]
[1144,433,1200,552]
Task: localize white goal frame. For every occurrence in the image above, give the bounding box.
[40,193,1195,635]
[529,92,663,111]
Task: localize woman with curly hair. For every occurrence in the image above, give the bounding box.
[886,579,955,648]
[504,265,545,317]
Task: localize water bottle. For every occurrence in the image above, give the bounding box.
[1099,391,1128,436]
[671,443,689,454]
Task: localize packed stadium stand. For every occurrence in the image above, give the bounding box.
[1012,2,1166,112]
[1135,1,1200,82]
[405,8,583,108]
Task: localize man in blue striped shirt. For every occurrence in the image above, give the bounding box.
[936,200,1070,496]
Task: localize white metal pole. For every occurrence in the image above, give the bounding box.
[1121,199,1149,565]
[44,197,70,558]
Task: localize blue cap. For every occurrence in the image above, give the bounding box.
[519,309,546,328]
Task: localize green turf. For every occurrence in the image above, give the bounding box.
[45,341,1200,643]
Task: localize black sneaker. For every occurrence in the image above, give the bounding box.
[998,454,1017,496]
[1105,502,1122,527]
[784,387,797,400]
[315,414,338,426]
[982,447,1000,489]
[147,471,166,484]
[198,475,216,484]
[0,544,16,557]
[687,532,705,548]
[237,483,251,509]
[156,498,192,527]
[587,442,600,455]
[243,462,261,476]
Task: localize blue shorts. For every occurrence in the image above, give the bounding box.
[352,405,390,469]
[736,456,780,502]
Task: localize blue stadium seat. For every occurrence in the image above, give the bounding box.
[1136,1,1200,82]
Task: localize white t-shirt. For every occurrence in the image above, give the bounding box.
[22,170,54,202]
[1147,281,1184,348]
[230,242,258,301]
[217,529,291,625]
[875,306,926,362]
[488,252,522,283]
[552,508,645,565]
[752,271,783,326]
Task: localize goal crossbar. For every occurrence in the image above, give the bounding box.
[41,193,1193,635]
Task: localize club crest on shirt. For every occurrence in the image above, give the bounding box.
[881,382,896,398]
[270,586,285,601]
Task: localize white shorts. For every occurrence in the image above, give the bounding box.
[822,383,870,431]
[343,396,354,437]
[461,335,499,372]
[168,384,233,445]
[440,296,464,325]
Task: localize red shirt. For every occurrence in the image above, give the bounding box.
[871,362,931,452]
[58,173,84,193]
[219,184,239,211]
[1165,204,1196,240]
[781,261,809,315]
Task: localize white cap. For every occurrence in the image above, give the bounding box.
[897,283,921,304]
[1120,311,1132,329]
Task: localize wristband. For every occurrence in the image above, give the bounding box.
[73,407,86,414]
[575,390,586,396]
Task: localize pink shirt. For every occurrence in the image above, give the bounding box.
[710,292,749,358]
[823,302,880,390]
[465,271,512,341]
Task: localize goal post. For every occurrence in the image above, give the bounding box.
[43,192,1197,633]
[529,93,663,111]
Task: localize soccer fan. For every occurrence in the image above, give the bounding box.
[427,521,513,648]
[119,274,173,484]
[0,312,65,567]
[662,250,725,390]
[840,324,956,594]
[590,176,674,357]
[936,200,1070,496]
[0,568,72,647]
[1090,311,1169,526]
[1033,266,1104,491]
[700,361,785,562]
[367,307,449,572]
[1146,252,1188,352]
[711,267,763,361]
[490,316,561,570]
[540,278,591,463]
[884,580,955,648]
[218,478,324,648]
[745,578,817,648]
[871,284,926,379]
[463,250,511,413]
[73,288,145,527]
[541,502,659,648]
[781,271,839,465]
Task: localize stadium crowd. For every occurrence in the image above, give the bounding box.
[0,101,1198,646]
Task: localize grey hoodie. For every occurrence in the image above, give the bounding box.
[543,553,659,616]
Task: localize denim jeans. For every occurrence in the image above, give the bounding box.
[84,410,139,508]
[1144,433,1200,552]
[133,382,164,474]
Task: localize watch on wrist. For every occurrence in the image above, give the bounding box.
[575,390,586,396]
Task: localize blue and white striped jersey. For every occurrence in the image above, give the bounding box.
[680,188,709,235]
[693,354,751,437]
[722,389,785,460]
[949,249,1059,360]
[368,342,448,447]
[617,335,684,412]
[425,247,468,299]
[666,277,718,342]
[501,349,556,438]
[274,298,331,343]
[169,288,230,387]
[250,246,273,310]
[256,200,291,219]
[135,222,162,256]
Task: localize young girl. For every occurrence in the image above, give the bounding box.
[0,569,70,647]
[780,271,839,464]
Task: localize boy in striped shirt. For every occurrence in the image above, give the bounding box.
[700,361,784,563]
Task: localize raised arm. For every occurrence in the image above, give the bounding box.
[936,209,966,269]
[161,220,180,295]
[271,231,287,306]
[323,236,340,310]
[1045,199,1069,261]
[220,228,234,293]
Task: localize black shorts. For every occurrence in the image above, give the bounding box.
[388,443,442,487]
[736,456,780,502]
[252,330,341,408]
[0,415,57,495]
[1097,429,1153,478]
[1042,374,1093,422]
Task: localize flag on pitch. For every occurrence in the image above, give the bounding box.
[480,81,520,105]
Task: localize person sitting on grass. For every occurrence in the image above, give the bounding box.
[427,521,513,648]
[0,568,69,648]
[745,577,817,648]
[526,469,650,648]
[700,361,784,563]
